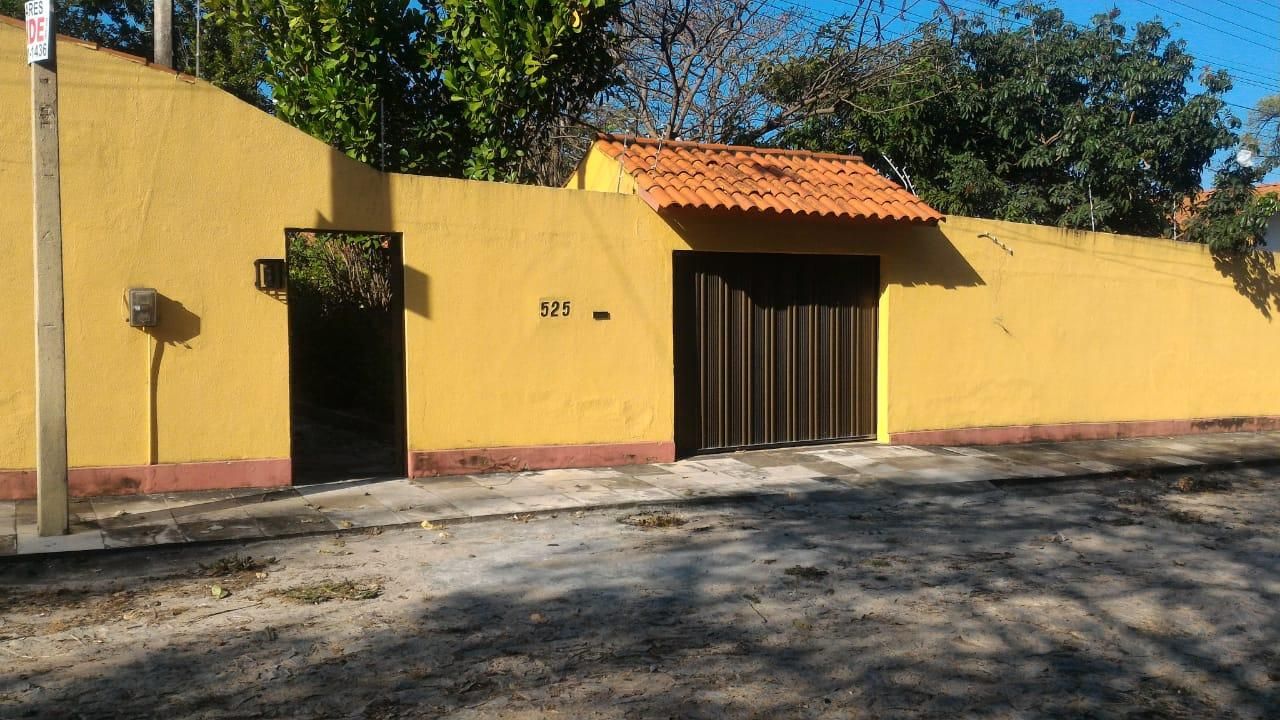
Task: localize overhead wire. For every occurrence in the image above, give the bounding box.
[1127,0,1277,51]
[1151,0,1278,44]
[974,0,1280,91]
[1208,0,1280,18]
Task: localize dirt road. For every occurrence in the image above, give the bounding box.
[2,468,1277,718]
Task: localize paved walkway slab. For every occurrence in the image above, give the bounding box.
[4,431,1278,556]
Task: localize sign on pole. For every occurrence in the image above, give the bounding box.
[26,0,51,64]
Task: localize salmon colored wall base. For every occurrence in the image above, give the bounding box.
[891,416,1280,446]
[409,441,676,477]
[0,459,291,500]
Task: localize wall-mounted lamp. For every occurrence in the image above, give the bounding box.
[255,258,287,291]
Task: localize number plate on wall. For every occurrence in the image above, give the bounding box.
[539,298,572,318]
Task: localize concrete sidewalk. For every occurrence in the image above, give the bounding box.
[4,431,1278,556]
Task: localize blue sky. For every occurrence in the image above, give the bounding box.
[799,0,1280,185]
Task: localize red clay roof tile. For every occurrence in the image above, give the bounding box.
[595,135,942,223]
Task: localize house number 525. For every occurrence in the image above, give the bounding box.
[540,299,572,317]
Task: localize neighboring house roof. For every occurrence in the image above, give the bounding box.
[592,135,943,224]
[1174,181,1280,229]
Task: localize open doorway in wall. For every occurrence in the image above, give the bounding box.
[286,230,406,483]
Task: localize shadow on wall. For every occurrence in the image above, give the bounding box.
[890,224,986,289]
[663,212,985,290]
[317,146,396,236]
[403,264,430,319]
[1213,250,1280,320]
[147,295,201,465]
[319,145,439,321]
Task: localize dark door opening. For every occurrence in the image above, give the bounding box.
[674,251,878,455]
[286,230,407,483]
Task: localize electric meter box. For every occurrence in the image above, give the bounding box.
[126,287,158,328]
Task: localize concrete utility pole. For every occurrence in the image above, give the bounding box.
[153,0,172,68]
[26,0,69,536]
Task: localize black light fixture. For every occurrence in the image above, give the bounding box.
[254,258,287,291]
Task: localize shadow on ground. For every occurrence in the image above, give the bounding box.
[2,471,1277,718]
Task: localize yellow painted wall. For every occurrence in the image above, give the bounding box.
[4,21,1280,484]
[563,145,637,195]
[0,25,673,475]
[573,152,1280,439]
[890,216,1280,434]
[388,174,673,451]
[0,27,391,471]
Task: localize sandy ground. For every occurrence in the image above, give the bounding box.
[1,468,1277,719]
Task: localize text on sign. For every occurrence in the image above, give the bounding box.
[26,0,51,64]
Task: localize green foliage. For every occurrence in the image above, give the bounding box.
[209,0,441,171]
[1181,93,1280,254]
[208,0,618,180]
[770,2,1237,237]
[286,232,392,314]
[1182,165,1280,253]
[436,0,616,181]
[171,0,269,108]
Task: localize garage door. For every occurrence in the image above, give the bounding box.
[674,252,878,454]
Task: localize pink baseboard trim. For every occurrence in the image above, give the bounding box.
[890,416,1280,446]
[409,441,676,477]
[0,458,291,501]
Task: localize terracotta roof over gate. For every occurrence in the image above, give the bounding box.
[593,135,942,224]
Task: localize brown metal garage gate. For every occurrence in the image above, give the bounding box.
[674,252,879,454]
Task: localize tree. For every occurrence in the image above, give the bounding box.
[208,0,437,171]
[171,0,269,108]
[605,0,805,143]
[1182,93,1280,253]
[1181,163,1280,253]
[209,0,618,182]
[1243,93,1280,170]
[599,0,936,146]
[436,0,617,181]
[771,2,1237,237]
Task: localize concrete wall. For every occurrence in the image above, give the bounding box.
[4,21,1280,498]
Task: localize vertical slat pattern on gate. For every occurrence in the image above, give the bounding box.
[674,252,879,453]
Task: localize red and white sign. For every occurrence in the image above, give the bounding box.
[25,0,51,64]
